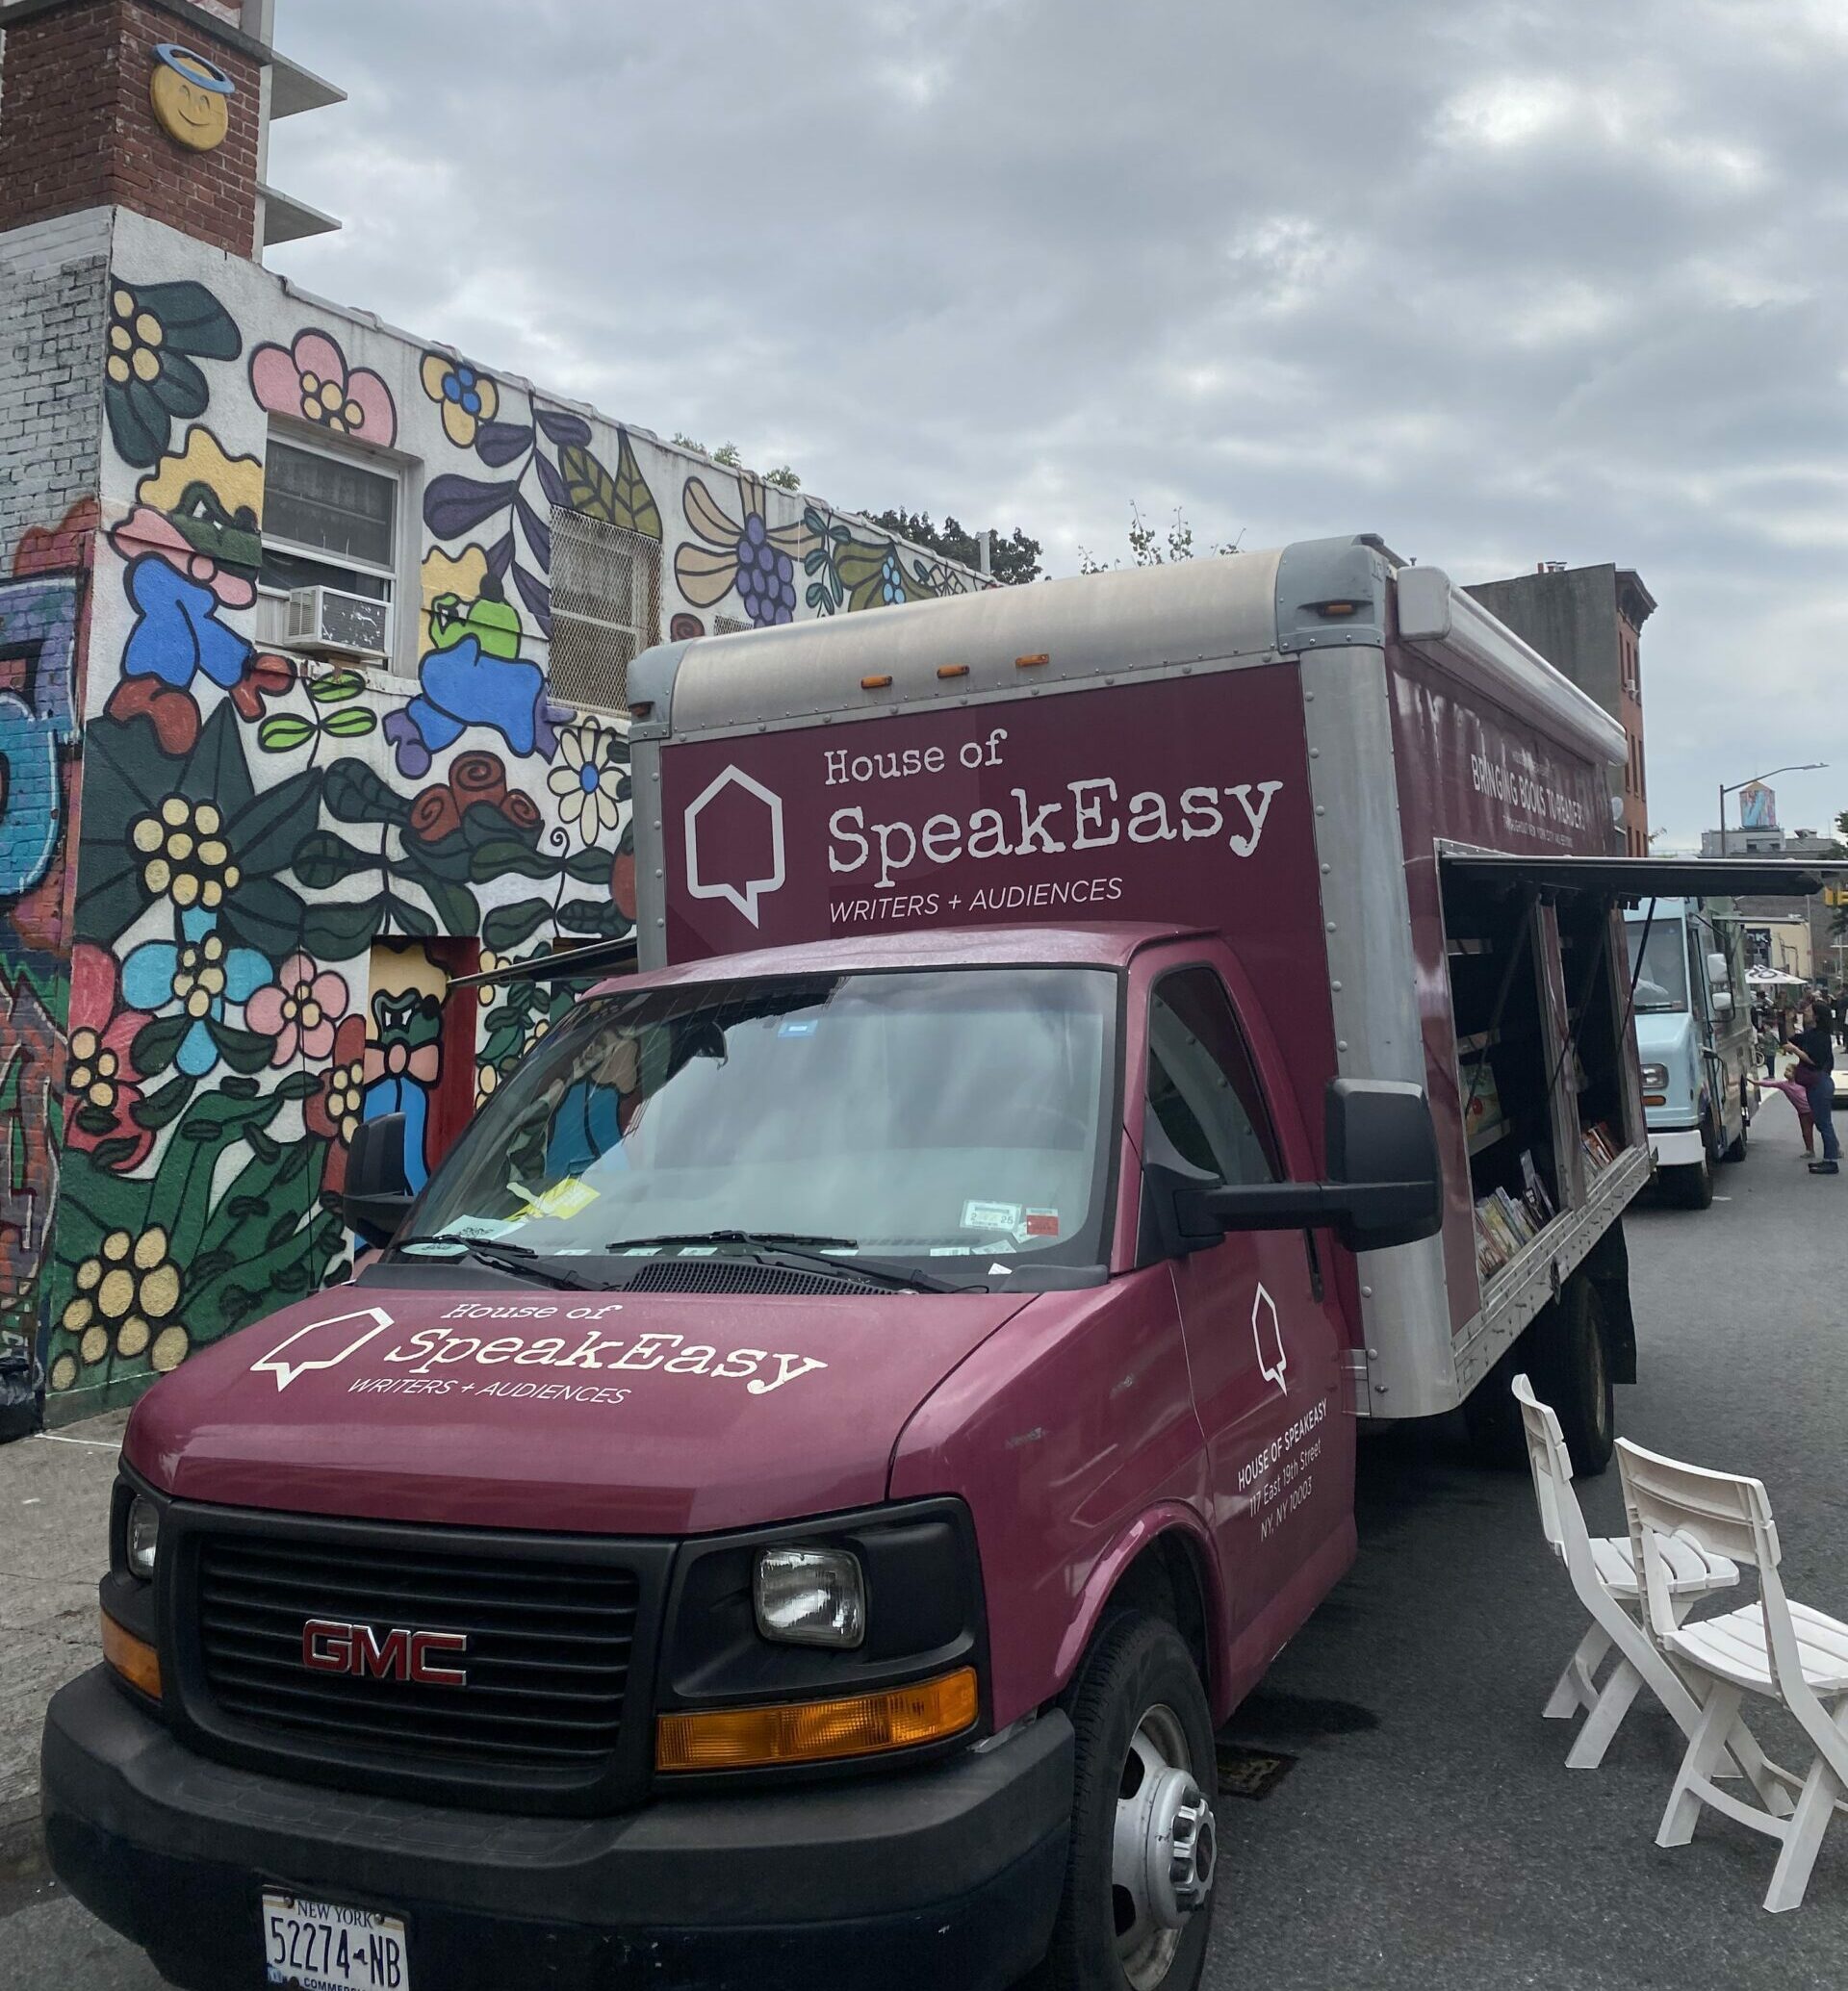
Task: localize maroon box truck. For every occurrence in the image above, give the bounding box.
[44,537,1819,1991]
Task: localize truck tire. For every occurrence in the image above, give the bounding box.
[1036,1612,1219,1991]
[1666,1149,1714,1210]
[1536,1277,1615,1477]
[1462,1344,1527,1469]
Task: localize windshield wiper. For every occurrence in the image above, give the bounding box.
[603,1230,966,1294]
[395,1234,603,1292]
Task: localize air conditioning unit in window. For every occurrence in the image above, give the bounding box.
[286,586,391,660]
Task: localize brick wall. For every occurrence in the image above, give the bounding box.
[0,1,259,257]
[0,205,107,1371]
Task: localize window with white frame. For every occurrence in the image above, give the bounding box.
[549,506,660,712]
[257,436,399,654]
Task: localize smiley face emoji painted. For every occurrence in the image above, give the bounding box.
[149,44,235,152]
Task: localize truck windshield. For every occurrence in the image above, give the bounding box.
[1625,919,1689,1013]
[407,966,1118,1278]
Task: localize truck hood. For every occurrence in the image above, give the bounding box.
[123,1282,1036,1535]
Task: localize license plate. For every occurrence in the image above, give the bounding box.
[261,1892,408,1991]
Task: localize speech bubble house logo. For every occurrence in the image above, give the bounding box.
[251,1305,395,1392]
[684,764,784,928]
[1251,1284,1287,1393]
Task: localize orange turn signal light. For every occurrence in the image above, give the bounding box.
[1015,652,1049,669]
[937,663,969,679]
[860,674,893,690]
[1642,1094,1666,1107]
[101,1608,162,1702]
[1318,600,1359,618]
[655,1667,979,1773]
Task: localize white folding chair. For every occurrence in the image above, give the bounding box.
[1619,1438,1848,1912]
[1514,1376,1777,1791]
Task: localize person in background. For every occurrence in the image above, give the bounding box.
[1784,996,1839,1177]
[1757,1012,1782,1079]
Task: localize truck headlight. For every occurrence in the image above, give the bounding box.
[754,1545,866,1648]
[1638,1063,1669,1091]
[126,1493,162,1580]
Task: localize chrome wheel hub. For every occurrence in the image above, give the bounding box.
[1110,1704,1217,1988]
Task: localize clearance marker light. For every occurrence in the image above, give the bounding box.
[656,1667,979,1772]
[102,1609,162,1701]
[860,674,893,690]
[1015,652,1049,669]
[937,664,969,679]
[1318,601,1359,618]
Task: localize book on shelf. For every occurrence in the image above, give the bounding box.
[1463,1059,1505,1149]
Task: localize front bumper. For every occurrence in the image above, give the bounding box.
[44,1667,1072,1991]
[1648,1128,1706,1168]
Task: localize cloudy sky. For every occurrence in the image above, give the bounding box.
[266,0,1848,849]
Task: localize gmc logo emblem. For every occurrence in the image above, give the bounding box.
[301,1618,468,1686]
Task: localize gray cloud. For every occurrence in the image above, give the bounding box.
[266,0,1848,844]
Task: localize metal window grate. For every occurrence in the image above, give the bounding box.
[550,508,659,712]
[713,616,748,636]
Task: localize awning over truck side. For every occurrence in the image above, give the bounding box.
[1437,853,1837,901]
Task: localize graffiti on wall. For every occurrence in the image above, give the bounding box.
[44,228,984,1411]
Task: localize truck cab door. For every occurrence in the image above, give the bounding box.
[1134,957,1352,1679]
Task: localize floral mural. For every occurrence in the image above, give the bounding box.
[15,207,981,1421]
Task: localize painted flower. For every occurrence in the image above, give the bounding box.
[127,795,240,911]
[421,351,500,450]
[121,917,270,1078]
[64,945,155,1170]
[547,721,626,841]
[60,1227,187,1369]
[675,473,813,628]
[102,273,242,470]
[247,953,349,1064]
[250,329,397,446]
[306,1015,370,1193]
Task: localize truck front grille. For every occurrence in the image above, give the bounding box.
[191,1531,639,1780]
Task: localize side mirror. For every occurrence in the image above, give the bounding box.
[1152,1078,1444,1257]
[1711,989,1732,1014]
[1707,952,1730,987]
[341,1112,414,1250]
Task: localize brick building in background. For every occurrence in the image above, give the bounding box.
[0,0,979,1423]
[1465,563,1656,856]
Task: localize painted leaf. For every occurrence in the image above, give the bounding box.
[206,1019,275,1076]
[424,473,519,541]
[468,838,557,882]
[132,1013,191,1076]
[482,898,552,953]
[233,767,324,879]
[516,494,552,572]
[275,1070,321,1102]
[219,875,307,960]
[512,564,552,635]
[130,1073,196,1132]
[291,830,377,891]
[610,431,662,539]
[566,845,614,883]
[475,421,533,469]
[536,408,593,447]
[485,531,516,584]
[307,671,365,705]
[410,874,481,935]
[534,450,568,509]
[322,706,377,739]
[556,899,635,938]
[130,276,243,360]
[300,896,384,960]
[87,1136,142,1173]
[386,897,437,940]
[73,1104,116,1136]
[257,714,316,753]
[325,759,412,828]
[559,439,663,539]
[186,703,257,828]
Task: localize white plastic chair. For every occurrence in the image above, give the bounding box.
[1513,1376,1773,1786]
[1619,1437,1848,1912]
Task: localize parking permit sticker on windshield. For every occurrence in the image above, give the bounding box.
[962,1199,1021,1233]
[514,1178,601,1222]
[1021,1210,1060,1239]
[778,1017,820,1038]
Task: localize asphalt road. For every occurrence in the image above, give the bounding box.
[2,1091,1842,1988]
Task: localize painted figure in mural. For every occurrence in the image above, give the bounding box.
[364,986,445,1190]
[385,589,565,779]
